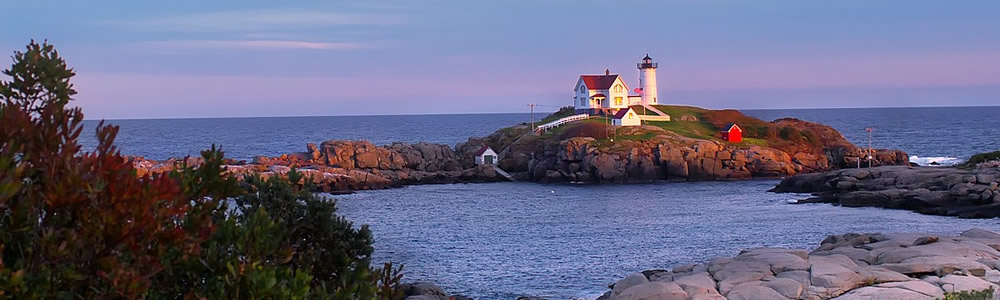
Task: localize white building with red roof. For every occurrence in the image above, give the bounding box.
[573,54,660,114]
[474,145,498,165]
[573,69,631,112]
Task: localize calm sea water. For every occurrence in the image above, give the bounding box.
[81,114,529,161]
[80,107,1000,299]
[335,181,1000,299]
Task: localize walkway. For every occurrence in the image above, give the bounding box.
[492,165,516,181]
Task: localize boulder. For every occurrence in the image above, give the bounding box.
[612,273,649,297]
[725,285,788,300]
[875,281,945,298]
[671,272,718,295]
[934,274,996,293]
[762,277,804,299]
[612,282,688,300]
[831,286,935,300]
[401,282,449,300]
[962,228,1000,240]
[808,255,864,294]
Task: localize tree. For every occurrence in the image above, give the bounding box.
[0,40,240,298]
[0,40,403,299]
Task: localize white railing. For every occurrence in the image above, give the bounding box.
[535,114,590,132]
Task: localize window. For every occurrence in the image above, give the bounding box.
[614,97,623,106]
[614,84,623,93]
[580,85,587,93]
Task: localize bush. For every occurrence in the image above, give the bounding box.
[558,122,610,140]
[0,40,402,299]
[960,150,1000,169]
[942,287,995,300]
[778,126,802,142]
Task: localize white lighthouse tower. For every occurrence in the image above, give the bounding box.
[637,54,658,105]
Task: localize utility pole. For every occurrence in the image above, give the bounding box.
[528,103,536,132]
[865,127,875,168]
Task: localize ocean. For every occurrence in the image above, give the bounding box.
[82,106,998,166]
[81,106,1000,299]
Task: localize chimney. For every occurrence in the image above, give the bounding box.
[605,69,610,76]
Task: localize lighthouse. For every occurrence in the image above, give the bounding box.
[637,54,658,105]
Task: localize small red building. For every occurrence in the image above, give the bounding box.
[720,124,743,143]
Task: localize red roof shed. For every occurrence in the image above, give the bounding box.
[720,124,743,143]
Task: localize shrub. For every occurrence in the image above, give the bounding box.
[959,150,1000,169]
[0,40,402,299]
[558,121,610,140]
[942,287,995,300]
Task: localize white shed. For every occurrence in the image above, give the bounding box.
[475,145,499,165]
[612,107,641,127]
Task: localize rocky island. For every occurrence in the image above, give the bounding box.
[132,105,910,192]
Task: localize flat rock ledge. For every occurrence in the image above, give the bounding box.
[599,229,1000,300]
[771,166,1000,218]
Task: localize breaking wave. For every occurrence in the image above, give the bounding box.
[910,155,963,166]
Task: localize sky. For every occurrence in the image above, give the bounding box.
[2,0,999,119]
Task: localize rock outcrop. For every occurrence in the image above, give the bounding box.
[598,229,1000,300]
[501,125,907,183]
[772,166,1000,218]
[131,139,506,193]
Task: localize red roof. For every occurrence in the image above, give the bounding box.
[475,145,493,156]
[721,124,742,133]
[592,93,607,98]
[580,75,620,90]
[613,108,634,119]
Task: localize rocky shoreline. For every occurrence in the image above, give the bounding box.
[131,120,910,193]
[598,228,1000,300]
[772,165,1000,218]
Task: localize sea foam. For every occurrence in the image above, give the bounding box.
[910,155,963,166]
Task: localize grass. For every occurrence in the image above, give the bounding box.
[529,104,836,153]
[648,105,709,119]
[536,117,611,140]
[644,120,719,140]
[740,137,769,147]
[941,287,995,300]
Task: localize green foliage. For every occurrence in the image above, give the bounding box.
[740,138,768,147]
[941,287,995,300]
[539,106,577,124]
[0,40,404,299]
[0,40,76,114]
[959,150,1000,169]
[0,39,223,299]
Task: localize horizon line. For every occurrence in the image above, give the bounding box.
[82,104,1000,121]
